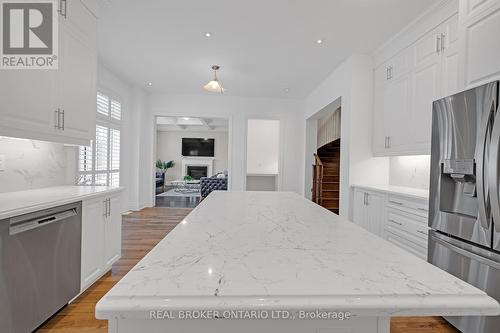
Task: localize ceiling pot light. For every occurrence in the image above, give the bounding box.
[203,65,224,94]
[316,39,324,44]
[147,82,153,87]
[204,32,212,37]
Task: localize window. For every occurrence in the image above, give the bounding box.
[78,92,121,186]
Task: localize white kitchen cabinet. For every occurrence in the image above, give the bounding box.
[81,192,122,292]
[0,0,97,146]
[373,13,459,156]
[81,197,105,290]
[352,188,385,237]
[104,195,122,267]
[460,0,500,87]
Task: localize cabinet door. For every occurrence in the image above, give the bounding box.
[384,74,412,151]
[0,69,57,140]
[440,14,460,97]
[461,3,500,87]
[372,85,387,155]
[57,13,97,145]
[81,198,104,290]
[352,189,367,229]
[104,196,122,267]
[366,192,385,237]
[412,55,441,149]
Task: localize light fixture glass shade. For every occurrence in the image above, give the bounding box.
[203,79,224,93]
[203,65,224,93]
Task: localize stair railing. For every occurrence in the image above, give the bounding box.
[312,154,324,205]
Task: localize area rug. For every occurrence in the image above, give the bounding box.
[157,189,201,198]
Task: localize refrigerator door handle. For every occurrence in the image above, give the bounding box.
[489,100,500,232]
[477,101,495,230]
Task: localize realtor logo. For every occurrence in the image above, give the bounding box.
[1,0,58,69]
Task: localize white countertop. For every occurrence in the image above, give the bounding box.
[351,184,429,200]
[0,185,124,220]
[96,191,498,319]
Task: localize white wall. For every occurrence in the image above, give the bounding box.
[156,130,228,182]
[246,119,279,175]
[389,155,431,190]
[139,93,303,207]
[302,54,390,217]
[0,137,66,193]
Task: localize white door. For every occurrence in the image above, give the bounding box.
[384,73,412,151]
[366,192,385,237]
[372,84,387,155]
[352,189,367,229]
[57,21,97,145]
[461,3,500,86]
[440,14,460,97]
[0,70,57,139]
[104,196,122,267]
[81,198,104,290]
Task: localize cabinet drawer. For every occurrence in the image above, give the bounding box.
[386,229,427,260]
[386,209,428,244]
[387,195,429,217]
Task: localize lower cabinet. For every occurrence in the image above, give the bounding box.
[81,192,122,292]
[352,189,385,237]
[352,186,429,260]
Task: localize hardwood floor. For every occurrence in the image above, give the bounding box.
[37,207,459,333]
[37,207,192,332]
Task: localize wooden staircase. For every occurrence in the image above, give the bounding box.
[312,140,340,215]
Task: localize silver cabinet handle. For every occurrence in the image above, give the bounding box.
[417,230,427,235]
[387,136,391,149]
[58,0,67,18]
[54,109,60,129]
[417,207,429,212]
[441,33,445,52]
[108,198,111,217]
[389,200,403,205]
[61,109,65,131]
[436,35,441,54]
[389,219,403,226]
[103,199,108,217]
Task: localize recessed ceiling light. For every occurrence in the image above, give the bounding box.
[182,117,190,120]
[316,39,324,44]
[204,32,212,37]
[147,82,153,87]
[284,88,290,93]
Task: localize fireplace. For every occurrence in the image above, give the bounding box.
[187,166,208,180]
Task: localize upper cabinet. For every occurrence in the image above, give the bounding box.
[459,0,500,87]
[372,3,460,156]
[0,0,97,146]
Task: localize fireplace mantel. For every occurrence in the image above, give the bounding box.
[181,157,214,178]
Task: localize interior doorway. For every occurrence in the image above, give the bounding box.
[306,99,342,215]
[153,116,230,208]
[245,119,280,191]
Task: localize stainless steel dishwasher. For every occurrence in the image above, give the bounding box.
[0,202,82,333]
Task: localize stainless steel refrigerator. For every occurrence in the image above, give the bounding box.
[428,81,500,333]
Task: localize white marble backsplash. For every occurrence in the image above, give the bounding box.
[389,155,431,190]
[0,137,67,193]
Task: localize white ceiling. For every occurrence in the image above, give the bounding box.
[98,0,439,98]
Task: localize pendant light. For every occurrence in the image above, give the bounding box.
[203,65,224,94]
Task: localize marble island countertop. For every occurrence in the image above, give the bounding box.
[96,191,498,319]
[0,185,124,220]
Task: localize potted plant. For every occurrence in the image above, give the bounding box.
[155,160,175,191]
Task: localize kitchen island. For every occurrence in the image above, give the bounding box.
[96,191,499,333]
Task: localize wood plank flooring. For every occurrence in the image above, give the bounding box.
[37,207,459,333]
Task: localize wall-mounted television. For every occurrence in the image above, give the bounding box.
[182,138,215,157]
